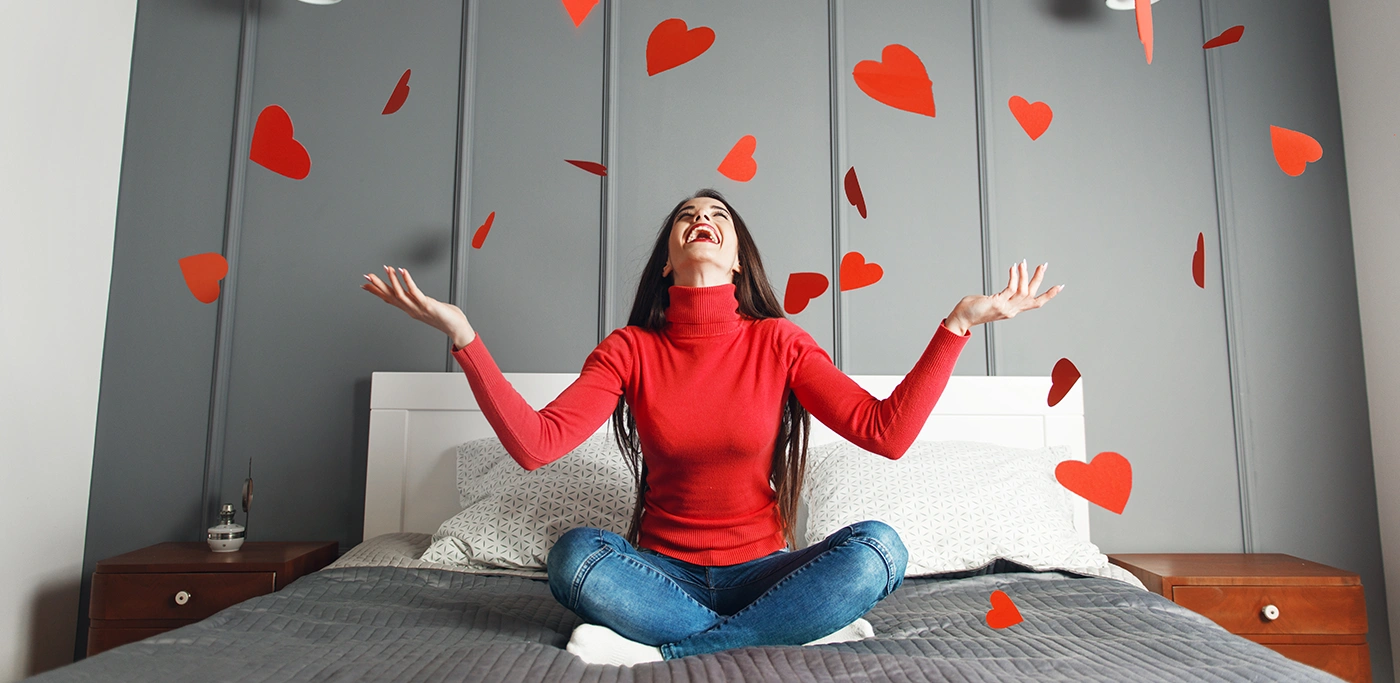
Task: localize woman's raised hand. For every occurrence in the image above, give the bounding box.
[362,266,475,348]
[948,259,1064,330]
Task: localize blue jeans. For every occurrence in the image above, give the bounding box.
[546,520,908,660]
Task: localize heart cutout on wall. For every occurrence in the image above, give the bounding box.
[843,167,867,219]
[562,0,599,27]
[1008,96,1053,141]
[566,159,608,176]
[1135,0,1154,65]
[839,251,883,291]
[852,44,936,118]
[249,105,311,180]
[383,69,411,115]
[179,253,229,304]
[1193,232,1206,288]
[1203,25,1244,49]
[472,212,496,249]
[646,18,715,76]
[1048,358,1080,407]
[1055,451,1133,514]
[1270,125,1323,176]
[986,590,1023,629]
[718,135,757,182]
[783,272,830,315]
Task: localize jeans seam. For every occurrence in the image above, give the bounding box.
[850,536,901,594]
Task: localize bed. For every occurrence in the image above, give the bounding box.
[31,373,1344,682]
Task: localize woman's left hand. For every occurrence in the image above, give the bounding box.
[947,259,1064,332]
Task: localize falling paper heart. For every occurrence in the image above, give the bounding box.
[178,253,229,304]
[566,160,608,176]
[1193,232,1206,288]
[646,18,715,76]
[1056,451,1133,515]
[843,167,867,219]
[471,212,496,249]
[562,0,599,27]
[718,135,757,182]
[986,590,1023,629]
[382,69,411,115]
[1008,96,1053,141]
[250,105,311,180]
[1203,25,1245,49]
[839,251,883,291]
[852,44,936,118]
[1270,125,1323,177]
[1048,358,1081,408]
[1135,0,1154,65]
[784,272,830,315]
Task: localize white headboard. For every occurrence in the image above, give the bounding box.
[364,374,1089,545]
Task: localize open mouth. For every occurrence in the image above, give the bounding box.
[685,224,720,245]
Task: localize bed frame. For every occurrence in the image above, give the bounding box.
[364,373,1090,545]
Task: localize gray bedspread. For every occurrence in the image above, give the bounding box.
[34,563,1341,682]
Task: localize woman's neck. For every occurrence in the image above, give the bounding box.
[664,283,742,338]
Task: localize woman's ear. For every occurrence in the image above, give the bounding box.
[662,262,672,277]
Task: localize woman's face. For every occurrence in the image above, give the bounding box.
[664,197,741,287]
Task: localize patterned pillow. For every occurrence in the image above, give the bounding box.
[802,440,1108,577]
[420,431,637,572]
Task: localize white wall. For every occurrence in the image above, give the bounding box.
[1330,3,1400,682]
[0,1,138,680]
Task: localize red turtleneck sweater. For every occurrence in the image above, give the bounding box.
[449,283,971,565]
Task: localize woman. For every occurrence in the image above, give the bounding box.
[361,189,1063,666]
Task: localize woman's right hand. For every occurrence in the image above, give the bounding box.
[362,265,475,348]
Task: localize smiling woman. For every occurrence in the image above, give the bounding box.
[360,188,1063,665]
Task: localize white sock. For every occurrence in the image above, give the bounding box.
[566,623,664,666]
[804,617,875,646]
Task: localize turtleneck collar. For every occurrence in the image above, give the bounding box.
[664,283,743,338]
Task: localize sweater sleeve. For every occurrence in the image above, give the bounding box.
[784,318,971,459]
[450,329,632,471]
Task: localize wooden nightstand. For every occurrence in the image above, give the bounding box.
[87,541,337,656]
[1109,553,1370,683]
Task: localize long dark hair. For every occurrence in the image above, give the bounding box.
[611,189,812,551]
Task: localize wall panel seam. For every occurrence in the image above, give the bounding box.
[1199,0,1253,552]
[599,0,619,343]
[827,0,846,370]
[447,0,479,371]
[971,0,996,377]
[201,0,260,534]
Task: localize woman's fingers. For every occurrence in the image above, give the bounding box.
[399,268,430,306]
[1007,262,1020,292]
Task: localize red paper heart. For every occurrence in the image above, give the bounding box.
[1008,96,1053,141]
[1056,451,1133,515]
[718,135,757,182]
[852,44,936,118]
[1192,232,1206,288]
[1048,358,1081,408]
[986,590,1023,629]
[839,251,883,291]
[249,105,311,180]
[1270,125,1323,177]
[562,0,599,27]
[1136,0,1154,65]
[783,272,830,315]
[382,69,411,115]
[471,212,496,249]
[646,18,715,76]
[1203,25,1244,49]
[566,160,608,176]
[843,167,867,219]
[178,253,229,304]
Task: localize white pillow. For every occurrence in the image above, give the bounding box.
[419,430,636,572]
[802,440,1109,577]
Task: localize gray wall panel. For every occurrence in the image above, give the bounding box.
[216,0,463,548]
[611,1,835,355]
[464,0,604,373]
[840,0,988,376]
[77,0,244,656]
[1206,1,1390,678]
[980,0,1243,552]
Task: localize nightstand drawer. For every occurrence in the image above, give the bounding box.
[1173,585,1366,635]
[91,572,276,621]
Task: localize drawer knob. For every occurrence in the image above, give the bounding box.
[1261,604,1279,621]
[174,591,191,606]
